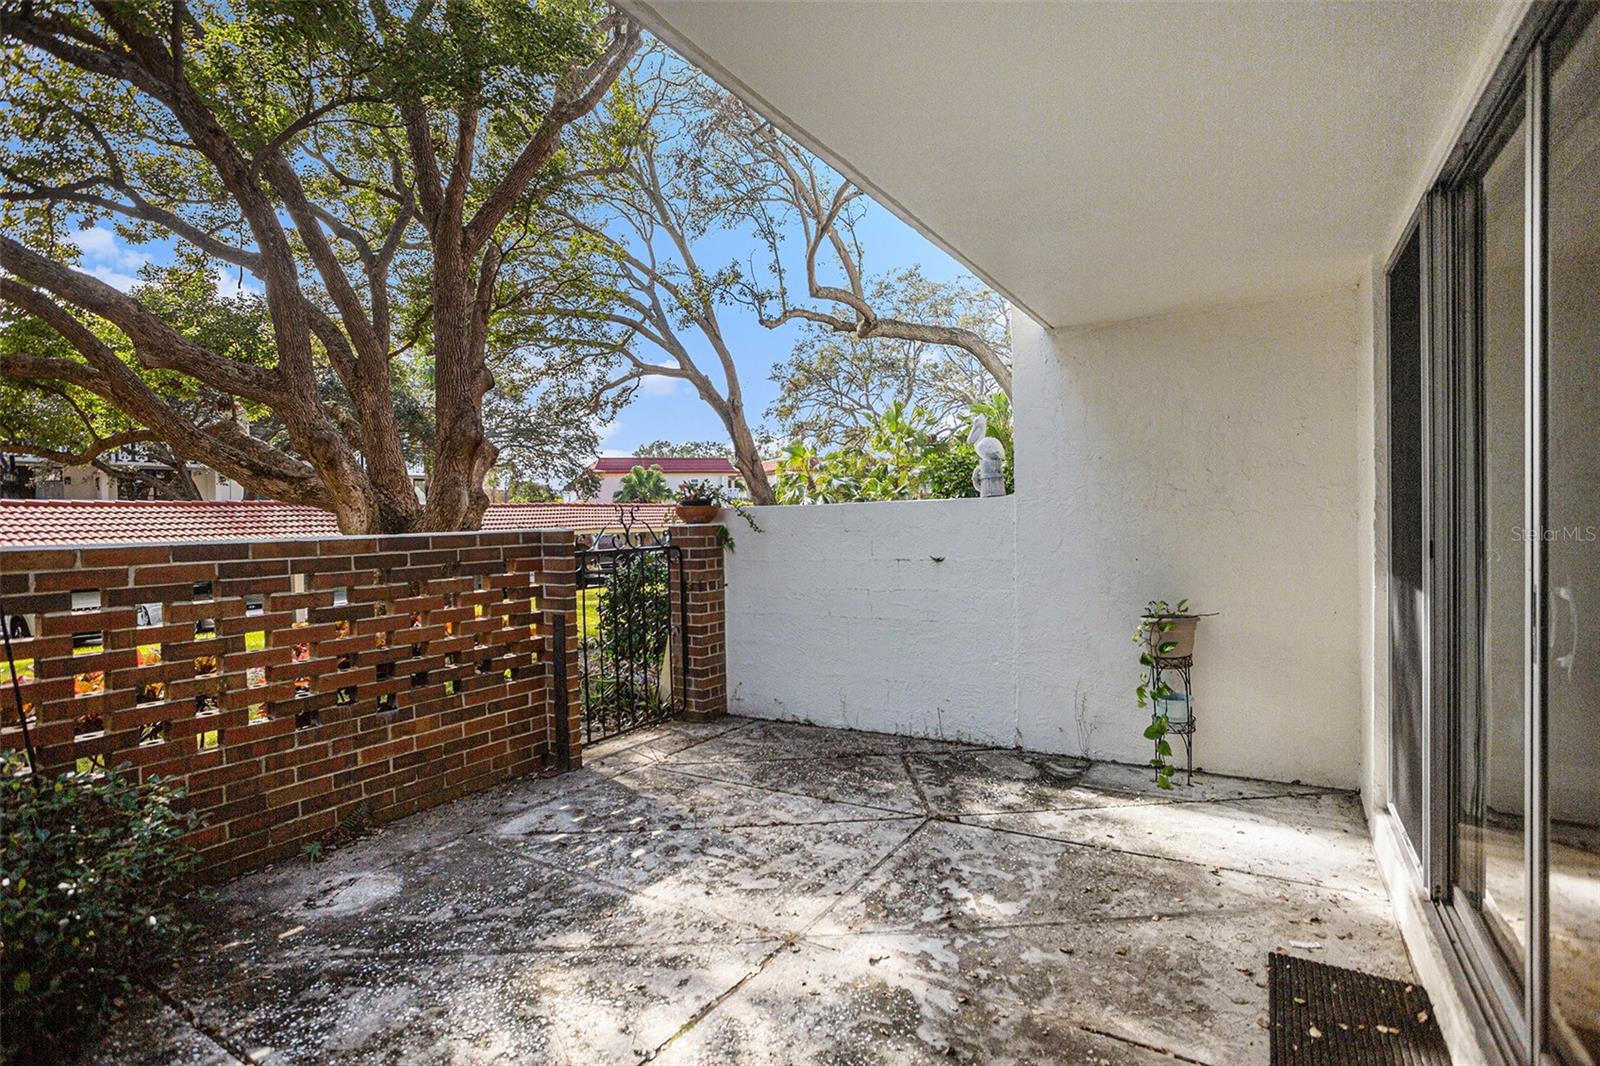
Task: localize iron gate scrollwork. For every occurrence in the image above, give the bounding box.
[574,520,688,744]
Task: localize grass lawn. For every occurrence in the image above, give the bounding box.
[578,589,605,641]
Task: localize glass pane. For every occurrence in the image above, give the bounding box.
[1458,102,1528,978]
[1545,8,1600,1057]
[1388,229,1427,851]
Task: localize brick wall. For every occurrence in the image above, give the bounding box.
[667,524,727,720]
[0,530,578,879]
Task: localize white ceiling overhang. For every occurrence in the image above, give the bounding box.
[621,0,1514,328]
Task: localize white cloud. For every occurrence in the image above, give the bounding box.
[637,373,684,397]
[593,418,625,453]
[71,224,148,271]
[214,270,262,299]
[83,264,144,293]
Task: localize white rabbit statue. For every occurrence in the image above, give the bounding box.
[968,415,1007,497]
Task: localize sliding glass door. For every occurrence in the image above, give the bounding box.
[1455,86,1531,991]
[1544,11,1600,1058]
[1386,4,1597,1061]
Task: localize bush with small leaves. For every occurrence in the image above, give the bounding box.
[1,753,201,1065]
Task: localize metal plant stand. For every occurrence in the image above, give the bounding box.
[1148,647,1195,786]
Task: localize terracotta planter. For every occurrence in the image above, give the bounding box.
[675,503,719,524]
[1144,614,1200,660]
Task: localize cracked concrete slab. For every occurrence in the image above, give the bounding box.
[77,717,1411,1066]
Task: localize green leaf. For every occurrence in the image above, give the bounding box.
[13,970,31,994]
[1142,721,1165,741]
[1158,641,1177,655]
[1156,740,1172,756]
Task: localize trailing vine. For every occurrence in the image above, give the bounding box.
[1134,598,1190,789]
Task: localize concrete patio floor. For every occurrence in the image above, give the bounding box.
[90,717,1417,1065]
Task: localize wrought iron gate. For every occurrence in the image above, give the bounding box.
[574,540,688,744]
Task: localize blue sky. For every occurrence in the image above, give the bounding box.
[67,169,979,464]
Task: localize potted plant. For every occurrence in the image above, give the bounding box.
[1140,600,1200,661]
[1133,598,1201,789]
[674,479,722,524]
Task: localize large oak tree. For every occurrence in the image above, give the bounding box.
[0,0,639,532]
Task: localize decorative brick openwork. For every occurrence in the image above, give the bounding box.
[0,531,577,878]
[667,524,727,720]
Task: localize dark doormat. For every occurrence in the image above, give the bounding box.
[1269,952,1451,1065]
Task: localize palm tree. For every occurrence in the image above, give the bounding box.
[613,464,673,502]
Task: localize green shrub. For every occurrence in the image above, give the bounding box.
[1,754,201,1065]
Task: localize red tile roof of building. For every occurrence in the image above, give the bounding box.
[0,499,677,546]
[591,456,738,474]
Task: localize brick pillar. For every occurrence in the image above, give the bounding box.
[532,530,582,768]
[669,524,727,721]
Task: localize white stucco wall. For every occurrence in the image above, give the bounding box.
[723,498,1019,745]
[1011,285,1368,787]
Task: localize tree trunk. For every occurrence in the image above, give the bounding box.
[725,404,775,506]
[420,238,498,531]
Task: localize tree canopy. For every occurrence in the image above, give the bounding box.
[774,393,1013,504]
[1,0,639,532]
[767,268,1007,448]
[631,438,733,459]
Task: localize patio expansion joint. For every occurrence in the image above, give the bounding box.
[787,923,1225,1066]
[140,974,258,1065]
[899,751,936,816]
[637,816,935,1065]
[585,717,764,777]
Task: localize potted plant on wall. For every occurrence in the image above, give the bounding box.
[674,480,763,535]
[1134,598,1203,789]
[674,479,722,524]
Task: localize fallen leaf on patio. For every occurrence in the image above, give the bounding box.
[1308,1026,1322,1039]
[1293,996,1307,1005]
[278,925,305,940]
[1417,1011,1429,1023]
[869,954,886,964]
[1113,947,1127,956]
